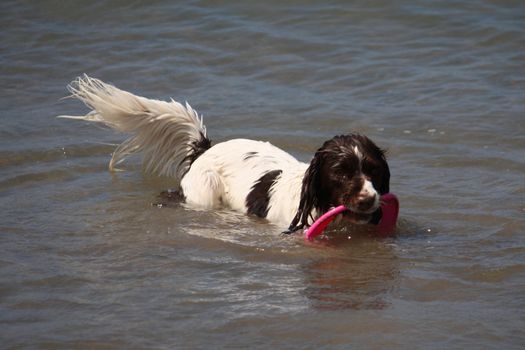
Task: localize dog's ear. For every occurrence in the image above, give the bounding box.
[379,156,390,194]
[356,134,390,194]
[287,151,324,232]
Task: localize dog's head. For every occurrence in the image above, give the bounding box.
[289,134,390,231]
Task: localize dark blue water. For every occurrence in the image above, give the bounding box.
[1,1,524,348]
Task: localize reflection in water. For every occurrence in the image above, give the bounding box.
[173,206,402,312]
[302,234,400,311]
[176,202,404,312]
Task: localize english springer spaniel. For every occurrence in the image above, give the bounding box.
[61,76,391,233]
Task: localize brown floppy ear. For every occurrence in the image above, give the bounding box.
[286,151,324,232]
[378,151,390,194]
[357,134,390,194]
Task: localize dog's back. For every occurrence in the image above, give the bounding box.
[182,138,307,225]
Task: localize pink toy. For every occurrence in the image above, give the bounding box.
[304,193,399,240]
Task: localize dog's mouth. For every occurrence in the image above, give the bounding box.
[304,194,398,240]
[341,192,380,217]
[341,209,374,224]
[339,199,382,224]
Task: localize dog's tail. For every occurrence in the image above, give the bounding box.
[58,75,211,184]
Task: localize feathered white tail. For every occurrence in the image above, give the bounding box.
[59,75,210,184]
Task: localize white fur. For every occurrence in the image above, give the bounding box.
[357,179,380,214]
[59,75,206,184]
[181,139,307,225]
[353,145,363,161]
[267,163,309,224]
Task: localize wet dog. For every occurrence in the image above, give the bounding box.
[61,76,390,233]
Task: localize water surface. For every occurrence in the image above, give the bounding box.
[1,0,524,349]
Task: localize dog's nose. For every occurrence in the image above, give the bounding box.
[356,194,378,213]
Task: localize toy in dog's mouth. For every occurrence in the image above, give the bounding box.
[304,193,399,241]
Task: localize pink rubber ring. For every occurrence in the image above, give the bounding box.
[304,193,399,240]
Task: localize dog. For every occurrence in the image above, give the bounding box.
[60,75,391,233]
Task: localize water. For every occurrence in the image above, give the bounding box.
[1,0,525,348]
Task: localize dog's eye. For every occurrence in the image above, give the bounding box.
[334,169,356,182]
[362,159,380,175]
[362,158,378,173]
[330,170,345,180]
[369,168,380,177]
